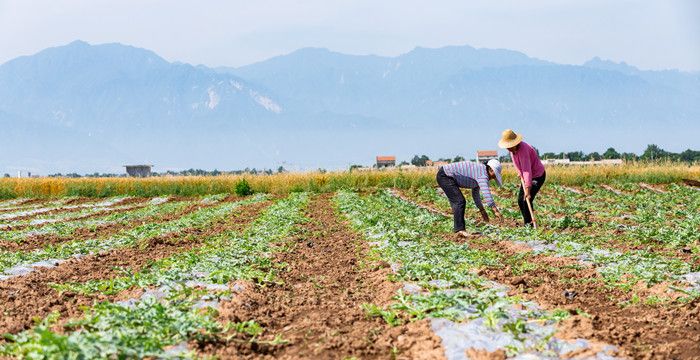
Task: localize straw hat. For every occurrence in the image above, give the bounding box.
[498,129,523,149]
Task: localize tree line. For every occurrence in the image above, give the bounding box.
[407,144,700,166]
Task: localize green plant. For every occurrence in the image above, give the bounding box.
[234,178,254,196]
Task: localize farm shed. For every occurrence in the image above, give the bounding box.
[124,165,153,177]
[376,156,396,168]
[476,150,498,162]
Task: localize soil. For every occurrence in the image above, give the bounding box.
[202,194,445,360]
[0,199,271,335]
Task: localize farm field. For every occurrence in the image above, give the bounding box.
[0,168,699,359]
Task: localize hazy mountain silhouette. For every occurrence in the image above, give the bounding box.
[1,41,697,173]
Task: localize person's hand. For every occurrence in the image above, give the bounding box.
[493,207,503,221]
[479,208,490,223]
[523,186,531,201]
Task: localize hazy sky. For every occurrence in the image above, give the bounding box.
[1,0,699,70]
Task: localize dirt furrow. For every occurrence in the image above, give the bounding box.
[205,194,444,360]
[0,200,271,335]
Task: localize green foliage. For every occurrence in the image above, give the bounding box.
[362,303,404,326]
[1,293,221,359]
[234,178,253,196]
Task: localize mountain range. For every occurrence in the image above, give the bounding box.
[1,40,698,174]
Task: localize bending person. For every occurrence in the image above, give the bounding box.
[436,159,504,237]
[498,129,546,226]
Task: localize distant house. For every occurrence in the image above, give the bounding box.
[376,156,396,168]
[476,150,498,163]
[124,165,153,177]
[426,160,449,167]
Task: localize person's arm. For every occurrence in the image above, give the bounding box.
[478,177,502,220]
[471,187,489,222]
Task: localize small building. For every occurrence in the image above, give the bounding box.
[376,156,396,168]
[124,165,153,177]
[476,150,498,163]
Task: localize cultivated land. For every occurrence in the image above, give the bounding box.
[0,164,699,359]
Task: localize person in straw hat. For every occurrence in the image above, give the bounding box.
[498,129,546,226]
[436,159,504,238]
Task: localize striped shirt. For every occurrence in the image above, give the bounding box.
[441,161,496,208]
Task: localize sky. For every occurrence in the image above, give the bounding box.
[0,0,699,71]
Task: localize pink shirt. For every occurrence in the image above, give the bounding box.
[510,141,545,187]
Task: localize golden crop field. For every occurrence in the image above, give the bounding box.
[0,162,697,198]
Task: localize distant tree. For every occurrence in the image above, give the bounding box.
[411,155,430,166]
[453,155,465,162]
[399,161,409,166]
[317,168,327,174]
[679,149,700,163]
[621,152,638,161]
[641,144,669,161]
[5,173,12,177]
[541,152,557,160]
[588,152,601,161]
[602,147,621,159]
[277,166,286,173]
[566,151,585,161]
[349,164,363,171]
[498,155,511,163]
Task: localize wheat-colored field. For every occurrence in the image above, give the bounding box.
[1,162,697,198]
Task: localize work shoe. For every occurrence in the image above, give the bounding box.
[456,230,470,238]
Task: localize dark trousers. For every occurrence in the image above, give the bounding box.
[518,172,546,225]
[436,167,466,232]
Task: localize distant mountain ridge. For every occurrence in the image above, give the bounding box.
[1,41,698,174]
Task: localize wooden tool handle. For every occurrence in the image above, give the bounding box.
[520,178,537,229]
